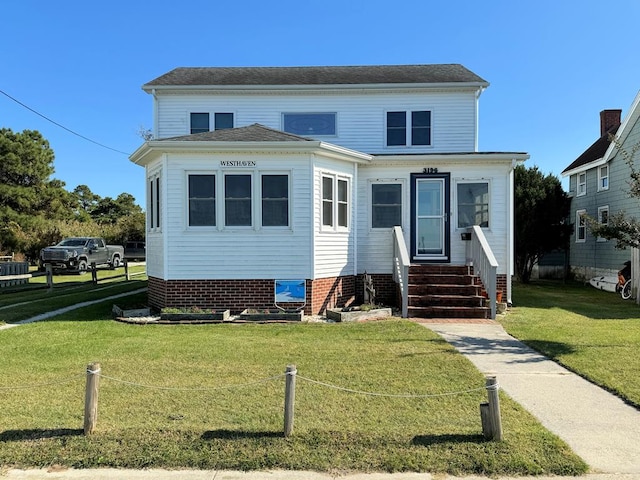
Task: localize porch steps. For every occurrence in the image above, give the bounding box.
[407,264,489,319]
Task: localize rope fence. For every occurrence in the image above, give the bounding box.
[1,363,504,440]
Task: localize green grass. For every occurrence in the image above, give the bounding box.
[503,280,640,408]
[0,298,586,475]
[0,265,147,324]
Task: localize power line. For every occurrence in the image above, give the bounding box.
[0,88,131,156]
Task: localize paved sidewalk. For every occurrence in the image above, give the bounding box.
[422,321,640,474]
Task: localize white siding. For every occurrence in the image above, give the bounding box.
[357,160,513,275]
[162,152,314,280]
[312,159,356,278]
[155,89,478,154]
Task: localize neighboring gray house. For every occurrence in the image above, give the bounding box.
[562,91,640,280]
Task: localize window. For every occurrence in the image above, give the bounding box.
[188,174,216,226]
[215,113,234,130]
[262,174,289,227]
[372,183,402,228]
[597,205,609,242]
[598,165,609,191]
[190,113,209,134]
[576,209,587,243]
[577,172,587,196]
[148,173,161,231]
[225,174,252,226]
[386,110,431,146]
[190,112,234,134]
[457,182,489,228]
[322,174,349,229]
[283,113,336,136]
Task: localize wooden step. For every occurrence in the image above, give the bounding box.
[407,305,489,319]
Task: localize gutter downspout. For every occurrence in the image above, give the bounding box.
[152,89,158,138]
[507,158,517,305]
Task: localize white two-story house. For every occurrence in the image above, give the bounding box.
[130,65,528,318]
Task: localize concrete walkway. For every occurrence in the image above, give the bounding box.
[421,321,640,474]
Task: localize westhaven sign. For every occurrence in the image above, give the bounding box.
[220,161,256,167]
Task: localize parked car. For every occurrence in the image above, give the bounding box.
[124,241,146,261]
[39,237,124,273]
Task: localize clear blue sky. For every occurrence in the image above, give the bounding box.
[2,0,639,207]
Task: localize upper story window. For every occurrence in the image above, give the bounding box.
[576,209,587,243]
[322,174,349,230]
[386,110,431,147]
[371,183,402,228]
[577,172,587,196]
[188,174,216,227]
[283,113,336,136]
[457,181,489,228]
[598,165,609,191]
[190,112,234,134]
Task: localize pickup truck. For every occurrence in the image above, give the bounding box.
[39,237,125,273]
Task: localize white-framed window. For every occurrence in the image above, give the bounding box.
[283,113,336,136]
[322,174,349,230]
[190,112,234,134]
[371,182,402,228]
[597,205,609,242]
[188,174,216,227]
[148,172,161,232]
[261,174,289,227]
[598,165,609,191]
[577,172,587,196]
[386,110,431,147]
[457,181,490,228]
[576,209,587,243]
[224,174,252,227]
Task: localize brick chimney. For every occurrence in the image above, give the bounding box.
[600,109,622,136]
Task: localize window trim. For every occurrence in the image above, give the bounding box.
[186,172,217,228]
[260,172,291,228]
[455,180,491,230]
[598,165,609,192]
[597,205,609,242]
[282,112,337,137]
[385,109,432,148]
[321,173,350,232]
[577,172,587,197]
[148,171,161,232]
[189,111,235,134]
[370,180,403,229]
[576,209,587,243]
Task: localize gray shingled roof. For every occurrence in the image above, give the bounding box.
[144,64,487,88]
[159,123,314,142]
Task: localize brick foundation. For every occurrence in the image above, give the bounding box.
[148,275,359,315]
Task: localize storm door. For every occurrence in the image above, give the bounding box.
[410,173,450,262]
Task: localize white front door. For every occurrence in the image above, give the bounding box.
[411,173,450,262]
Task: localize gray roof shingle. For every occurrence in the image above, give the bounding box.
[144,64,487,88]
[159,123,313,142]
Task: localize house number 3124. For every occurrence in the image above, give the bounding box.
[423,167,439,174]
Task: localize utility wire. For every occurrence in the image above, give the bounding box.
[0,88,131,156]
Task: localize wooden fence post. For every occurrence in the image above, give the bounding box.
[84,362,101,435]
[483,376,503,441]
[91,262,97,284]
[124,260,130,281]
[46,264,53,291]
[284,364,296,437]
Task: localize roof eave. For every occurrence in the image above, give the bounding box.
[142,81,489,94]
[561,157,607,177]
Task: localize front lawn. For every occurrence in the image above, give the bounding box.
[503,280,640,407]
[0,298,586,476]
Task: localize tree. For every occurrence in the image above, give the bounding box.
[515,165,573,283]
[0,128,73,253]
[91,193,143,225]
[589,136,640,249]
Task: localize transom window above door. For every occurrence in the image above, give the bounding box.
[283,113,336,136]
